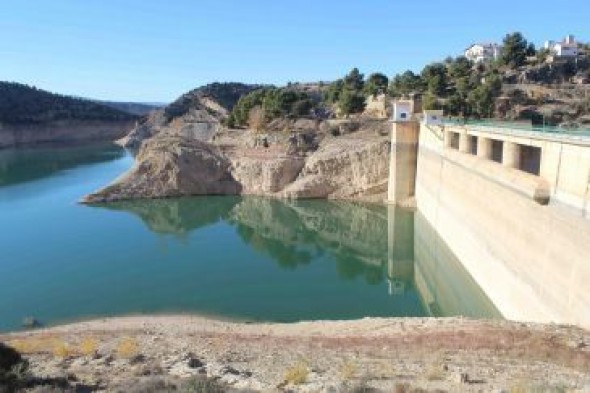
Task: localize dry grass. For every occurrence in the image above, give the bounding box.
[284,361,309,385]
[340,360,359,380]
[425,362,445,381]
[373,360,396,380]
[7,336,65,355]
[52,341,73,358]
[116,336,139,359]
[78,337,98,356]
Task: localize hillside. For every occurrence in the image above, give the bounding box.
[0,82,139,148]
[163,82,262,121]
[388,33,590,127]
[95,100,163,116]
[120,82,261,149]
[0,82,138,124]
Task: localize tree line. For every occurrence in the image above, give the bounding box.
[0,82,137,124]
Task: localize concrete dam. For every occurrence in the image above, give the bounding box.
[387,101,590,329]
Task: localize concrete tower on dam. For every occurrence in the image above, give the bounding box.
[386,100,420,205]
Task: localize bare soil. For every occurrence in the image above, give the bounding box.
[1,316,589,392]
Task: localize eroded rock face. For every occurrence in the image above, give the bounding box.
[231,156,305,195]
[120,109,220,151]
[282,136,390,201]
[82,135,240,203]
[84,129,391,203]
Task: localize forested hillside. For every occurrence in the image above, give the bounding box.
[0,82,138,124]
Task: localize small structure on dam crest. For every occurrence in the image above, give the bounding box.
[387,100,420,205]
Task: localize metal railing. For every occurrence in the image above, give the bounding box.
[443,119,590,138]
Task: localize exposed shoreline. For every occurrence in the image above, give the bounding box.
[2,315,589,392]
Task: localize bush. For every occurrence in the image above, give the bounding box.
[0,342,29,388]
[330,126,341,137]
[338,89,366,115]
[78,337,98,357]
[284,361,309,385]
[116,337,139,359]
[229,87,318,127]
[52,341,73,359]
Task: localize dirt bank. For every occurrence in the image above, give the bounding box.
[1,315,589,392]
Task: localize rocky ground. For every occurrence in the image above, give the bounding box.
[1,316,589,392]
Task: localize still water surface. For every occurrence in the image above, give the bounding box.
[0,144,500,331]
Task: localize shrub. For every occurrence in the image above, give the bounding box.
[0,343,29,389]
[116,337,139,359]
[0,343,25,374]
[52,341,72,359]
[340,360,358,380]
[284,361,309,385]
[78,337,98,357]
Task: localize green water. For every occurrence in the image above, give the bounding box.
[0,144,500,331]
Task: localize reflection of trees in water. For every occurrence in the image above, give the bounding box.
[94,195,391,284]
[95,196,240,236]
[335,254,384,284]
[0,143,125,186]
[236,223,312,270]
[230,197,389,284]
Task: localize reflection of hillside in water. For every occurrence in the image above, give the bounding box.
[0,143,126,187]
[93,195,501,318]
[229,198,388,283]
[95,196,390,283]
[96,196,240,235]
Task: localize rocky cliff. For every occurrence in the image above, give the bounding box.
[83,125,391,203]
[82,135,241,202]
[281,136,390,200]
[119,82,260,150]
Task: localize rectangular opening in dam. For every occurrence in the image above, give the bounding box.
[491,140,503,163]
[519,145,541,175]
[450,132,460,149]
[470,136,478,155]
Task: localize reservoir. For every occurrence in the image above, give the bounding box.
[0,144,499,332]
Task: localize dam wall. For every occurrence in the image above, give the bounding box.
[413,122,590,329]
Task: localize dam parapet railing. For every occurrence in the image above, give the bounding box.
[442,118,590,142]
[428,120,590,214]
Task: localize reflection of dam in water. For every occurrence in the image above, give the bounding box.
[387,207,501,319]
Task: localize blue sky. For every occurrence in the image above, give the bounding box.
[1,0,588,102]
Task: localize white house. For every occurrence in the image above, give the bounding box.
[464,43,502,63]
[544,35,579,57]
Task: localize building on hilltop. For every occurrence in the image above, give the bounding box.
[544,35,579,58]
[464,43,502,63]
